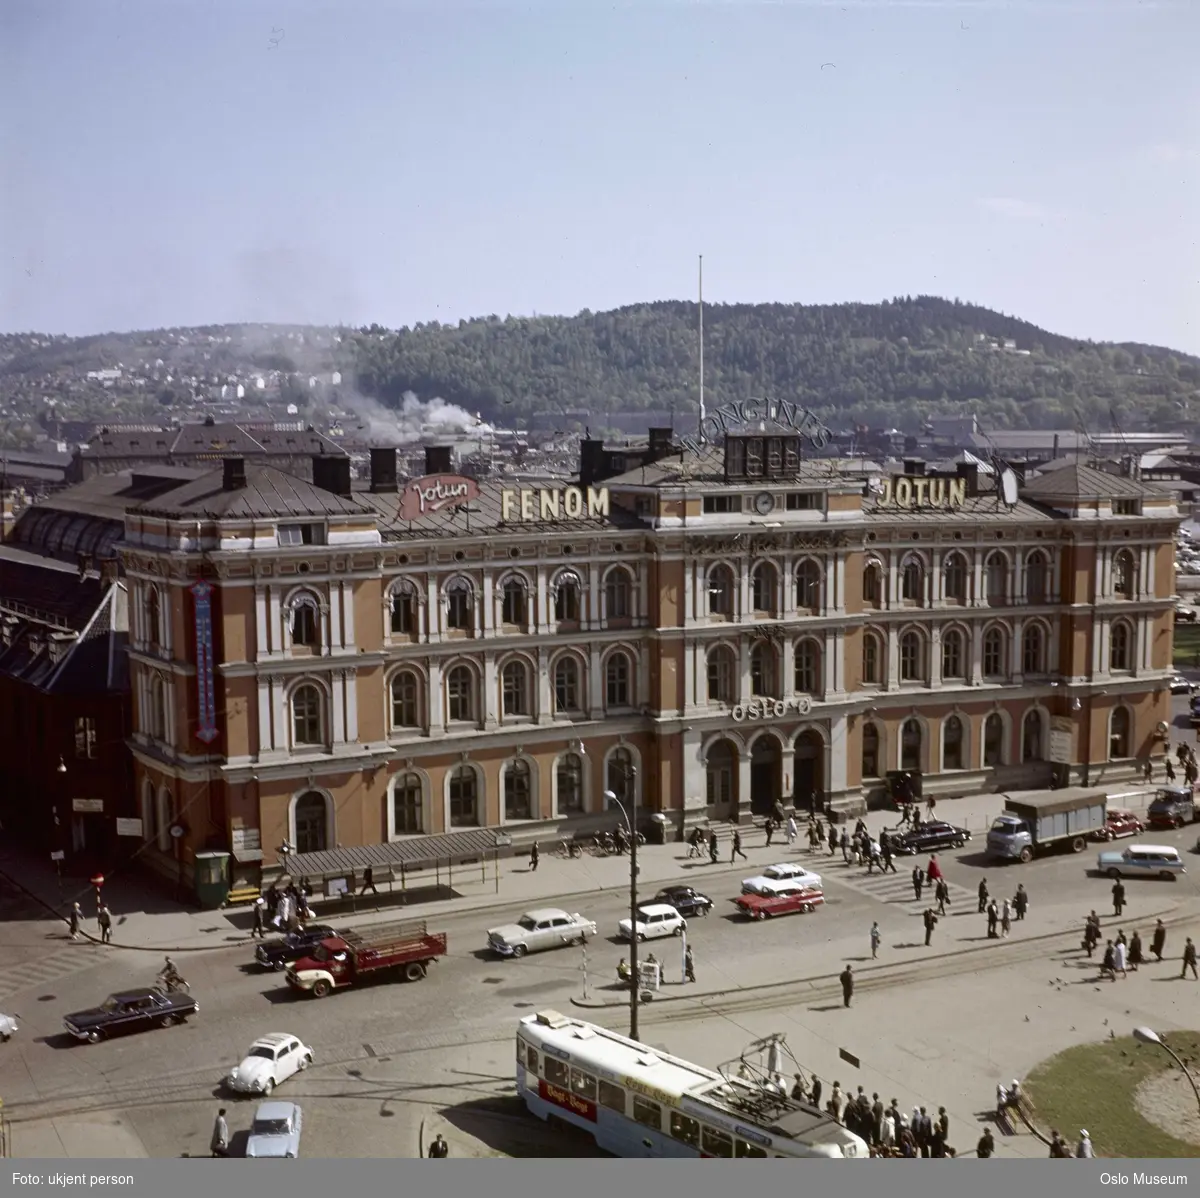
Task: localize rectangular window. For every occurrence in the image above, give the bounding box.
[526,1045,539,1074]
[1113,499,1140,515]
[702,1127,734,1158]
[277,523,324,546]
[598,1081,626,1113]
[632,1096,662,1131]
[544,1058,569,1086]
[785,492,822,511]
[736,1141,769,1159]
[702,495,737,513]
[570,1068,598,1102]
[670,1112,701,1148]
[74,716,97,759]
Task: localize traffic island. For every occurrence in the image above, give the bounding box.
[1025,1032,1200,1157]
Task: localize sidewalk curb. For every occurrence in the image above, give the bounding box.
[568,901,1187,1010]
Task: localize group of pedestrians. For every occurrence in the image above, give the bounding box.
[980,881,1028,939]
[67,899,114,944]
[1083,914,1198,980]
[814,1082,955,1157]
[251,880,315,937]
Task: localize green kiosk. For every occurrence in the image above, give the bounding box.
[194,850,232,910]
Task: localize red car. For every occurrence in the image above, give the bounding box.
[1094,809,1144,842]
[733,886,825,921]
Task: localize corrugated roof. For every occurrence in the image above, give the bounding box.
[136,465,373,520]
[865,494,1057,524]
[284,828,513,878]
[1021,461,1169,500]
[79,422,347,460]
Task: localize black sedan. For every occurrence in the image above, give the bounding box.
[254,925,338,971]
[885,822,972,856]
[64,987,198,1044]
[651,886,713,917]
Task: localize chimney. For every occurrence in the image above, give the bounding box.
[648,427,674,461]
[956,460,979,497]
[1053,434,1060,459]
[579,437,607,489]
[223,457,247,491]
[1010,460,1027,487]
[369,447,398,493]
[313,455,353,497]
[424,445,453,475]
[903,459,925,476]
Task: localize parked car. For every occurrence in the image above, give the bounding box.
[1170,674,1196,694]
[0,1012,18,1042]
[1175,607,1199,624]
[1146,787,1199,829]
[886,822,972,855]
[733,886,826,921]
[63,987,198,1044]
[227,1033,313,1096]
[740,864,823,895]
[245,1101,303,1159]
[741,871,823,897]
[486,908,597,958]
[618,903,687,942]
[651,885,713,917]
[1097,844,1186,881]
[254,926,338,972]
[1094,809,1145,841]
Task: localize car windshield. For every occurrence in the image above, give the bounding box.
[249,1046,277,1061]
[991,818,1018,833]
[517,917,538,931]
[251,1118,291,1135]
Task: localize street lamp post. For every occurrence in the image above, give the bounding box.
[1133,1026,1200,1118]
[604,770,641,1041]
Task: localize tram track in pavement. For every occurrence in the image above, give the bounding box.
[7,904,1191,1125]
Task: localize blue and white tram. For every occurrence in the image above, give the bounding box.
[517,1009,866,1159]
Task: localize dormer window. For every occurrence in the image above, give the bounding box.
[278,523,324,547]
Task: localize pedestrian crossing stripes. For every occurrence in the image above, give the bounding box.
[0,946,107,1002]
[822,858,978,915]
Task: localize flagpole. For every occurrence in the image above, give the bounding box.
[698,255,705,442]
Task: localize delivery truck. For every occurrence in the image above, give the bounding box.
[286,918,447,998]
[986,787,1108,863]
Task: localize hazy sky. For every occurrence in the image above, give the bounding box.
[2,1,1197,351]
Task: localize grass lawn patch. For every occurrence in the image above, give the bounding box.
[1025,1033,1200,1158]
[1173,625,1200,668]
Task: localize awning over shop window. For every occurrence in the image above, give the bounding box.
[282,827,511,880]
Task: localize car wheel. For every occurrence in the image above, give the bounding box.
[87,1030,104,1044]
[273,959,286,972]
[158,1015,178,1029]
[300,1054,312,1070]
[1107,868,1121,879]
[673,925,684,937]
[262,1079,274,1096]
[1019,847,1033,864]
[312,979,331,998]
[953,839,965,849]
[512,945,528,958]
[753,910,765,921]
[637,933,647,943]
[1162,871,1178,882]
[1176,817,1185,829]
[404,962,427,982]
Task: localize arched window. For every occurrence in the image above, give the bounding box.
[501,660,530,717]
[708,565,735,617]
[862,562,883,608]
[149,675,168,741]
[553,656,582,714]
[901,557,924,605]
[144,586,162,650]
[448,765,479,827]
[1113,549,1136,600]
[604,567,632,620]
[795,561,823,614]
[1022,624,1045,675]
[290,595,320,650]
[983,713,1005,767]
[501,576,528,627]
[900,718,922,772]
[390,670,422,728]
[943,715,964,771]
[983,627,1007,679]
[750,643,777,697]
[899,630,925,682]
[794,639,821,695]
[706,740,736,806]
[752,562,777,614]
[605,650,632,707]
[446,664,476,722]
[294,791,328,854]
[985,553,1008,606]
[1109,707,1131,759]
[943,553,968,603]
[556,753,585,815]
[862,630,882,685]
[291,684,324,747]
[391,772,423,836]
[445,578,474,632]
[942,629,965,679]
[1025,552,1048,604]
[706,646,735,703]
[861,722,881,778]
[1022,710,1044,762]
[554,573,581,623]
[504,759,533,821]
[1110,621,1132,671]
[389,582,418,635]
[607,747,636,808]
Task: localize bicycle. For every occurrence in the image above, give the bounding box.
[552,840,583,860]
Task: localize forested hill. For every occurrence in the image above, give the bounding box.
[349,296,1200,431]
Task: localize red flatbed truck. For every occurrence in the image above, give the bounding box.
[285,918,448,998]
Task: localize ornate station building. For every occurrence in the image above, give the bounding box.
[109,421,1179,889]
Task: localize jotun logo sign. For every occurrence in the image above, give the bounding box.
[398,474,480,522]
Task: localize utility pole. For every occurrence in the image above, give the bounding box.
[698,255,705,444]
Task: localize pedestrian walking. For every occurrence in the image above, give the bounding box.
[360,866,378,896]
[870,921,881,959]
[1013,884,1028,921]
[1113,938,1128,978]
[880,837,897,873]
[791,1073,808,1101]
[69,901,82,941]
[764,818,775,848]
[1101,940,1116,980]
[787,816,798,847]
[911,866,924,902]
[1166,758,1177,783]
[685,945,696,983]
[1001,899,1012,938]
[1182,938,1199,980]
[529,842,540,872]
[210,1108,229,1157]
[828,825,838,856]
[251,895,266,938]
[1130,929,1144,970]
[923,907,938,946]
[1084,911,1101,956]
[708,831,719,863]
[840,828,850,862]
[731,830,747,863]
[977,1127,996,1158]
[926,854,943,884]
[1143,759,1153,783]
[1075,1130,1093,1158]
[97,905,113,944]
[840,964,854,1007]
[978,878,989,914]
[914,1106,931,1157]
[935,878,949,916]
[1152,919,1167,961]
[428,1134,450,1158]
[827,1082,844,1122]
[1112,879,1126,917]
[810,1077,823,1110]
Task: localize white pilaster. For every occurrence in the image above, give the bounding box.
[481,572,495,635]
[829,715,849,792]
[344,669,359,741]
[341,581,355,648]
[738,637,751,704]
[588,569,601,632]
[483,652,499,729]
[254,587,268,660]
[329,587,343,651]
[970,623,983,685]
[428,660,445,734]
[930,626,943,689]
[536,571,550,634]
[782,638,796,696]
[269,589,282,654]
[331,673,347,744]
[588,645,604,714]
[426,577,442,643]
[684,561,696,623]
[257,679,272,756]
[971,554,984,609]
[886,630,900,691]
[536,647,553,724]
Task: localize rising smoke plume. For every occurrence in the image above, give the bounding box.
[340,389,492,444]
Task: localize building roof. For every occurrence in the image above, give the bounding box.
[78,422,346,461]
[1020,461,1169,501]
[599,448,853,490]
[865,493,1057,524]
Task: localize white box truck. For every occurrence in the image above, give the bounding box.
[986,787,1108,863]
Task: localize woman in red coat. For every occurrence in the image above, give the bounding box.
[926,855,943,883]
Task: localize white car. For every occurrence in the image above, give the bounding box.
[0,1012,17,1042]
[741,864,823,895]
[246,1101,303,1159]
[486,908,597,958]
[227,1033,313,1096]
[618,903,687,942]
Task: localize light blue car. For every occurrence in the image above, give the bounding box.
[245,1101,303,1158]
[1096,844,1186,881]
